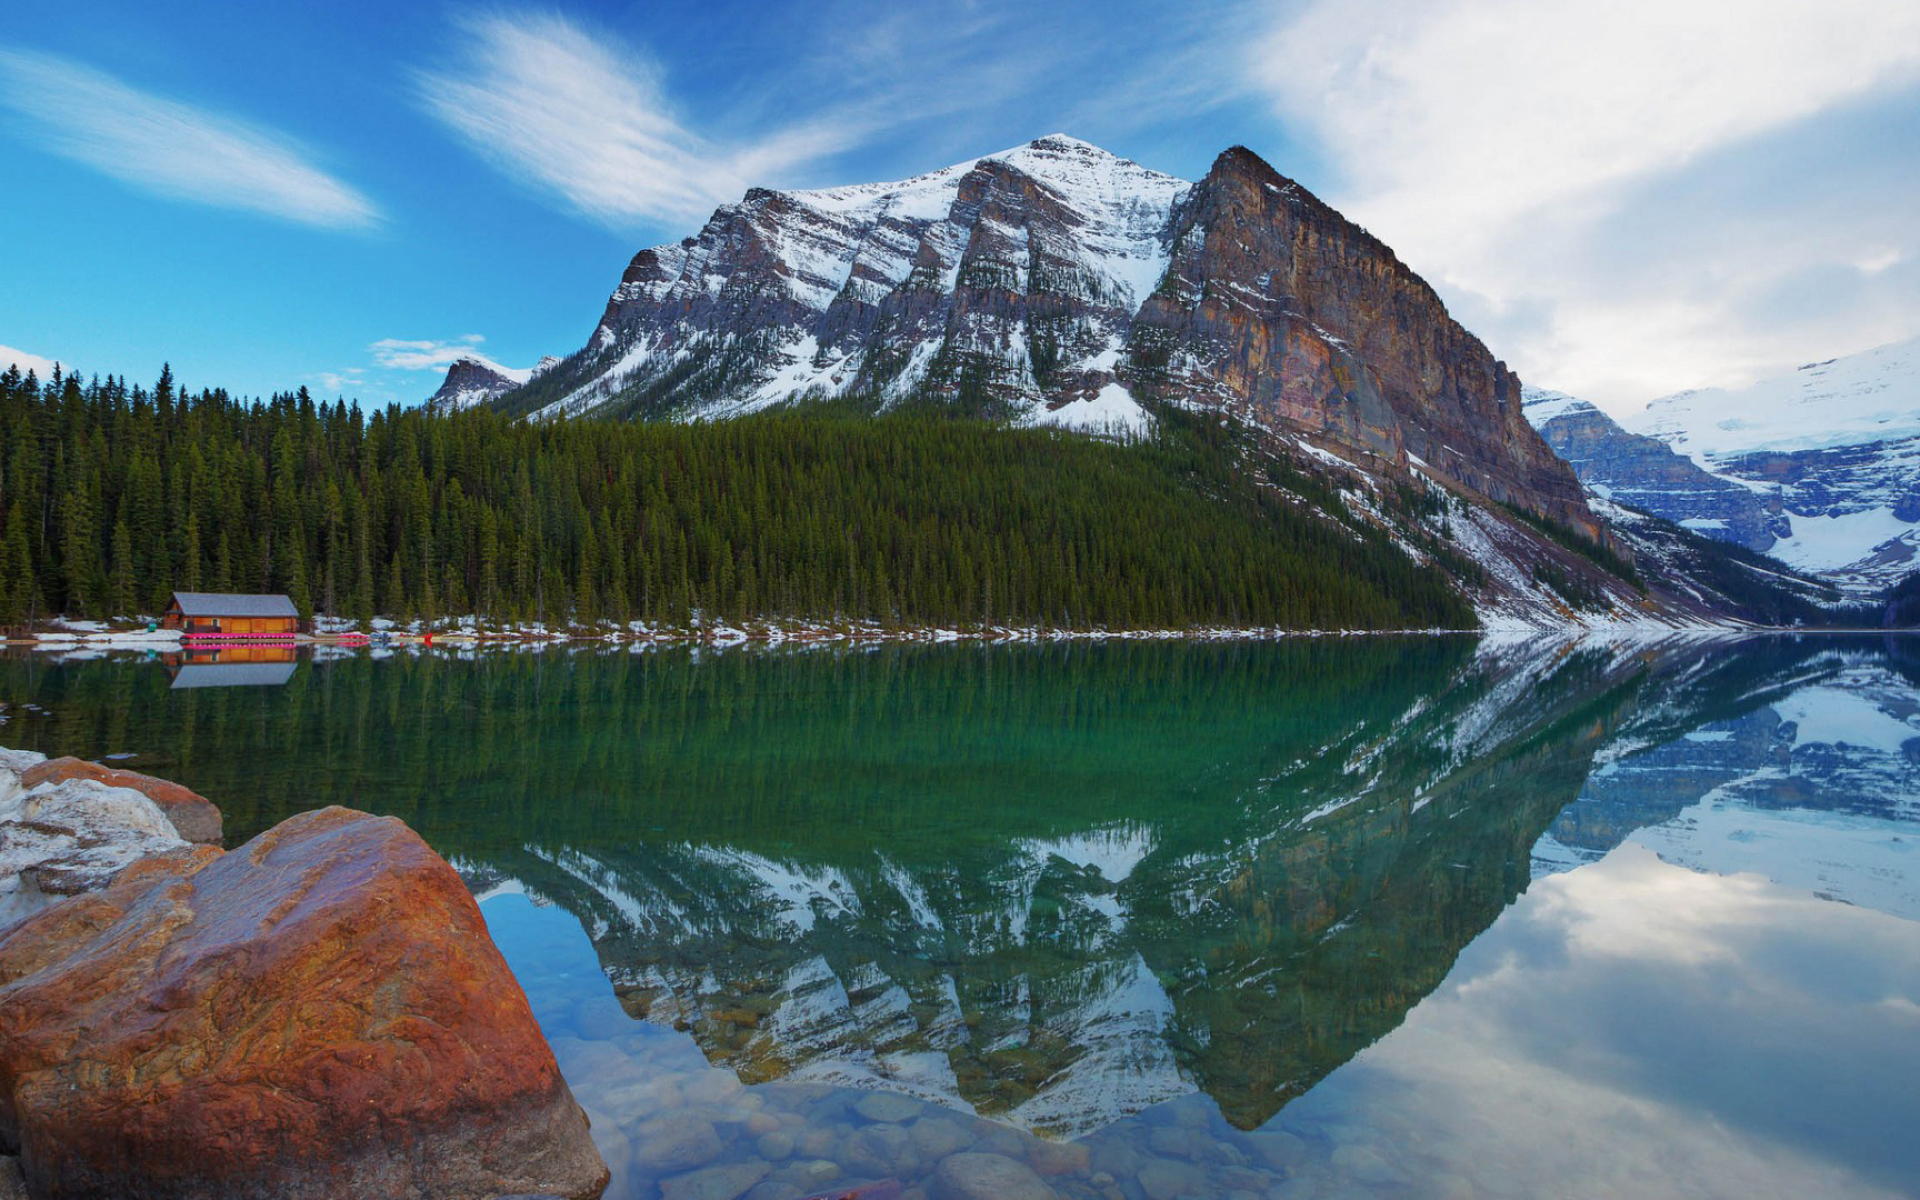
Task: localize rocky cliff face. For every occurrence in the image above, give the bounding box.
[1130,148,1599,542]
[501,136,1599,541]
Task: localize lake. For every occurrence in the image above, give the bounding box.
[2,634,1916,1200]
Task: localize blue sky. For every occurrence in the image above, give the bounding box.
[3,0,1918,413]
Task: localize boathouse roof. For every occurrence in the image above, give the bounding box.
[168,592,299,618]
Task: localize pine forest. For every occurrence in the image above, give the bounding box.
[0,364,1473,633]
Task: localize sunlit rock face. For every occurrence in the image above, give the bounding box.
[0,807,609,1200]
[1131,148,1600,544]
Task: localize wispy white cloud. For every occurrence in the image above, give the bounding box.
[310,367,367,396]
[1244,0,1920,410]
[369,333,492,372]
[0,48,379,230]
[415,12,866,227]
[0,343,61,379]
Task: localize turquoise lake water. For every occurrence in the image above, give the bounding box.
[2,635,1916,1199]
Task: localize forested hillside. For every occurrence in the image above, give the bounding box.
[0,364,1471,632]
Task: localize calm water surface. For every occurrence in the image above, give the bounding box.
[2,636,1916,1200]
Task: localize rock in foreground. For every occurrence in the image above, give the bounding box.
[0,805,608,1200]
[0,749,193,929]
[18,757,224,845]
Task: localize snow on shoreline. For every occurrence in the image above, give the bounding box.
[10,611,1773,659]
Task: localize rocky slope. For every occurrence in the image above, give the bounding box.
[1527,337,1920,592]
[495,136,1601,547]
[1583,495,1841,626]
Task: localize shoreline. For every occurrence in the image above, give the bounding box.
[8,614,1872,652]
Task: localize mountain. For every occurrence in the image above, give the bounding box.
[424,354,558,413]
[1522,388,1786,552]
[449,133,1861,629]
[493,135,1601,548]
[1528,338,1920,591]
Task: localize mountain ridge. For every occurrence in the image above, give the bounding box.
[488,135,1604,546]
[404,132,1866,630]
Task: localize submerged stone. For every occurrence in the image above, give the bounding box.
[854,1092,924,1123]
[661,1160,771,1200]
[634,1113,728,1172]
[1137,1158,1208,1200]
[933,1152,1059,1200]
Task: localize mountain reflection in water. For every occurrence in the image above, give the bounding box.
[1,635,1914,1198]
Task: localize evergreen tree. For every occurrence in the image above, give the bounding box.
[108,518,135,617]
[0,508,37,626]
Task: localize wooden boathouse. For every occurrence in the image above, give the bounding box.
[161,592,300,637]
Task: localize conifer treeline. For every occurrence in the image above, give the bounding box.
[0,364,1472,631]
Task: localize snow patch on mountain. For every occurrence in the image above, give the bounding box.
[788,135,1188,313]
[1769,508,1915,575]
[1518,387,1594,425]
[1019,381,1154,438]
[1625,336,1920,459]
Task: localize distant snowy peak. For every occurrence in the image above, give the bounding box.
[1520,386,1600,425]
[1528,337,1920,590]
[424,354,554,413]
[1624,335,1920,460]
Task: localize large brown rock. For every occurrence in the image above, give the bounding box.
[0,805,609,1200]
[20,757,223,845]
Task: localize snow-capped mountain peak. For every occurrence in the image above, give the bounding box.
[1519,386,1598,425]
[423,353,555,413]
[1528,336,1920,590]
[1624,335,1920,459]
[497,134,1602,561]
